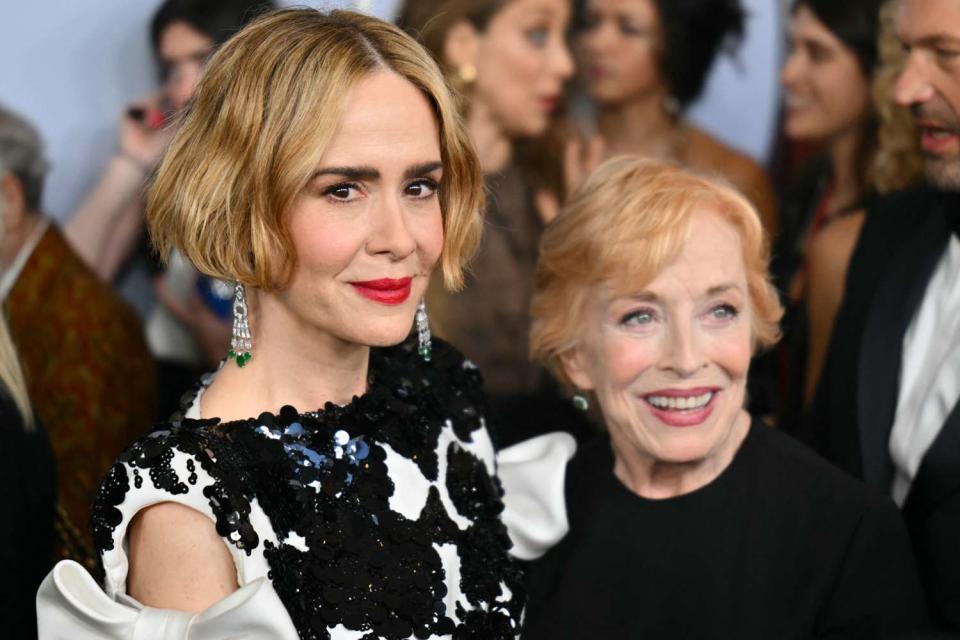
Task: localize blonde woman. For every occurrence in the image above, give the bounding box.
[500,158,930,637]
[37,9,524,639]
[0,310,55,639]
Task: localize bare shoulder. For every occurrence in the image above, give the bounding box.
[684,126,768,189]
[684,125,777,233]
[127,501,238,612]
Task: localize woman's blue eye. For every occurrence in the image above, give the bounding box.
[526,27,549,47]
[622,309,656,325]
[709,304,738,321]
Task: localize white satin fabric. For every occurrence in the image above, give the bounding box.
[498,432,577,561]
[36,559,299,639]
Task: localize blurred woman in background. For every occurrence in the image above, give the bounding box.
[573,0,777,235]
[0,240,55,637]
[776,0,919,430]
[397,0,580,442]
[65,0,274,420]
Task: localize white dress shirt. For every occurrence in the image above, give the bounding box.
[890,236,960,506]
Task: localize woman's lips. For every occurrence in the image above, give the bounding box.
[349,277,412,305]
[540,96,561,112]
[641,388,720,428]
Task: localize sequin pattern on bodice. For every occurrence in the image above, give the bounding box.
[93,338,524,640]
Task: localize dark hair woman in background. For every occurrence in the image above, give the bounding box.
[65,0,275,422]
[573,0,778,235]
[774,0,885,431]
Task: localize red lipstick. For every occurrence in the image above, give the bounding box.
[350,277,412,305]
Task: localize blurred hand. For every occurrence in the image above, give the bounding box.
[563,134,605,198]
[154,276,232,368]
[120,94,175,169]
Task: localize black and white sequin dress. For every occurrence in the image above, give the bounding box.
[88,338,525,640]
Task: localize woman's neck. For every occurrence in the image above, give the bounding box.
[467,101,513,174]
[200,291,370,422]
[610,410,751,500]
[826,126,866,215]
[596,90,680,159]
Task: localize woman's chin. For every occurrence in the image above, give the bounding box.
[648,435,716,466]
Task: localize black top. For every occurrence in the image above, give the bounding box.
[0,394,56,639]
[522,419,930,639]
[93,337,525,640]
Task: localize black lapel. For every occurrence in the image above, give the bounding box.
[856,203,953,492]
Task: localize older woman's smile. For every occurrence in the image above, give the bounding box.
[642,387,721,427]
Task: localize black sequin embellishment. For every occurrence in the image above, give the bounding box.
[92,336,524,638]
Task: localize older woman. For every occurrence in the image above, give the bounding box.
[37,9,524,639]
[500,158,930,637]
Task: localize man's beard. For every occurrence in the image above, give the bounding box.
[924,152,960,190]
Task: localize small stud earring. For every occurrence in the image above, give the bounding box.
[572,393,589,412]
[458,63,477,85]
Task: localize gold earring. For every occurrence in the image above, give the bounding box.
[458,63,477,85]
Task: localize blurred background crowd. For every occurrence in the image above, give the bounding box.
[1,0,959,636]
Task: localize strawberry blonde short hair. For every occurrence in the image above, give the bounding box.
[530,157,783,386]
[148,8,483,291]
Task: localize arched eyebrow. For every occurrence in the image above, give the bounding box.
[311,161,442,181]
[705,284,743,297]
[621,283,744,303]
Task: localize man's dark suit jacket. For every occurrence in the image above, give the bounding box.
[808,187,960,631]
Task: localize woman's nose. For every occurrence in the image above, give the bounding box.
[367,196,417,260]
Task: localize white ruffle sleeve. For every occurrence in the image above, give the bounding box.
[36,559,299,639]
[497,432,577,561]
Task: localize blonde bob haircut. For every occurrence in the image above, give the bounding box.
[148,8,483,292]
[531,157,783,387]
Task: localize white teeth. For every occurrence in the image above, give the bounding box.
[646,392,714,411]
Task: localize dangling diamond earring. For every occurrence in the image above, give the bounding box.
[416,298,432,362]
[229,282,252,368]
[572,392,589,411]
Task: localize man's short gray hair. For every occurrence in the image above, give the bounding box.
[0,105,50,212]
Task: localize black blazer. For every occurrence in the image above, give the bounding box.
[808,187,960,631]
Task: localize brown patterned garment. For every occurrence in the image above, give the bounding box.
[6,224,155,568]
[429,163,544,397]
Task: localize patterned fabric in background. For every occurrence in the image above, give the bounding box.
[7,225,155,569]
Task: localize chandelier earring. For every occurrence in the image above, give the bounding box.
[229,282,253,368]
[416,298,432,362]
